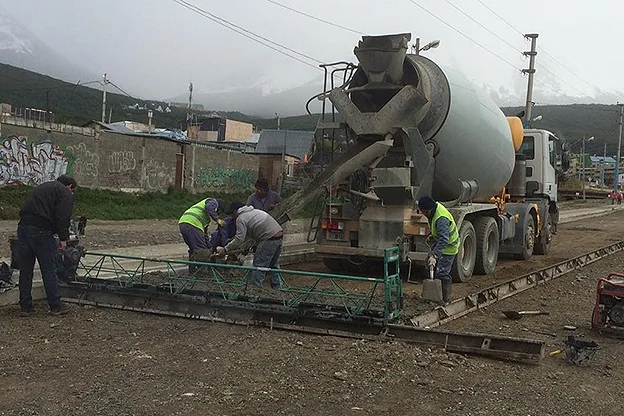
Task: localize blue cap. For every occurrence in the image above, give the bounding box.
[418,196,436,210]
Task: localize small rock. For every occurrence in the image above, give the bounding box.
[296,341,304,346]
[351,407,364,411]
[83,305,93,310]
[439,360,457,368]
[333,371,348,381]
[563,325,577,330]
[416,361,430,368]
[181,393,195,397]
[49,323,58,328]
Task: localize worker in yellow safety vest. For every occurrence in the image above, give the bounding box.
[178,198,226,257]
[418,195,459,303]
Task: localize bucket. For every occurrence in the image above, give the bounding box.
[563,336,599,366]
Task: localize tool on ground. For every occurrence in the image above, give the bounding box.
[563,336,599,366]
[421,264,443,303]
[503,310,550,320]
[548,349,564,356]
[592,272,624,338]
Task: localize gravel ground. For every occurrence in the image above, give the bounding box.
[1,252,623,415]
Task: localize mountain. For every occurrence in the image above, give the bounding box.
[0,7,96,84]
[1,61,622,158]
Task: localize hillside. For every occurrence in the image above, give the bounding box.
[1,62,622,156]
[0,63,263,128]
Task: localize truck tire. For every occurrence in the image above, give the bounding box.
[514,214,535,260]
[474,217,499,275]
[451,221,477,283]
[534,213,552,255]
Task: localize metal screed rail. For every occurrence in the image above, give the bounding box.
[60,247,546,362]
[411,239,624,328]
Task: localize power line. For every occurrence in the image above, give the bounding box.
[474,0,597,92]
[406,0,521,72]
[106,80,134,99]
[474,0,523,36]
[172,0,322,70]
[537,47,597,91]
[437,0,590,99]
[441,0,522,54]
[265,0,365,35]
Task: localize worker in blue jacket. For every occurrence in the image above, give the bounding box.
[418,196,460,303]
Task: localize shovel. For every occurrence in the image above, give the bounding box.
[421,264,443,303]
[503,310,550,320]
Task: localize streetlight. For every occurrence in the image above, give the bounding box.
[582,136,594,200]
[412,38,440,55]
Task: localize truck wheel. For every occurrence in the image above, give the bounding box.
[451,221,477,283]
[514,214,535,260]
[474,217,499,275]
[534,214,552,255]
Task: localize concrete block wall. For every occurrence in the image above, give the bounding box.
[188,143,258,193]
[0,122,262,193]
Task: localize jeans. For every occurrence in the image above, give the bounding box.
[425,253,455,283]
[17,224,62,311]
[179,223,208,256]
[251,238,283,287]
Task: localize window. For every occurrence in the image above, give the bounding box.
[548,135,556,167]
[520,136,535,160]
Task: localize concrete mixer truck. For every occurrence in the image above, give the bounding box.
[271,33,569,282]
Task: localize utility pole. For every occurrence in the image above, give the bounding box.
[275,112,281,130]
[101,73,108,123]
[279,129,287,194]
[616,103,624,193]
[602,142,607,188]
[522,34,538,125]
[582,137,587,200]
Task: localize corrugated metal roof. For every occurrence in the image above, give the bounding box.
[255,129,314,160]
[591,156,617,164]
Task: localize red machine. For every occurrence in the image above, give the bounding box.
[592,273,624,337]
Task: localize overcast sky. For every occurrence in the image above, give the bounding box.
[0,0,620,103]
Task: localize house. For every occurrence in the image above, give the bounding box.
[185,113,253,143]
[254,129,315,161]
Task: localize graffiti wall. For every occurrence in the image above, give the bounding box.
[0,122,264,193]
[0,135,68,185]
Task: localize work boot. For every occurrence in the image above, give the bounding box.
[20,308,36,317]
[442,280,452,304]
[48,303,73,316]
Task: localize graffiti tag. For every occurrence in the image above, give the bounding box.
[108,151,136,173]
[66,142,99,177]
[144,159,174,190]
[196,166,254,189]
[0,136,68,185]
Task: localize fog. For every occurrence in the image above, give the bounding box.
[1,0,621,114]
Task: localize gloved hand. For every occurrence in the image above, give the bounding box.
[427,256,437,268]
[216,246,227,257]
[216,218,227,228]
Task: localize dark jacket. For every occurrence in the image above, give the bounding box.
[19,180,74,241]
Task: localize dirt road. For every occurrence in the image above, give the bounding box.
[1,253,622,415]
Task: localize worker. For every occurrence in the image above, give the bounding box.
[246,177,281,212]
[208,216,236,252]
[418,195,460,304]
[178,197,226,257]
[17,175,78,316]
[216,201,283,288]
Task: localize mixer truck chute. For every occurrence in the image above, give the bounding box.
[271,33,563,283]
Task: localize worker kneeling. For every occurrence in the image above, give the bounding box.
[216,202,283,288]
[418,196,460,304]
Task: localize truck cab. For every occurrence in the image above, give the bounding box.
[521,129,562,202]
